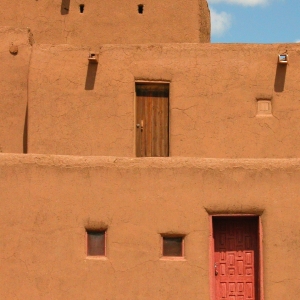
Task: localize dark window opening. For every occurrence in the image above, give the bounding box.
[162,236,184,257]
[79,4,85,13]
[61,0,70,15]
[87,230,106,256]
[138,4,144,14]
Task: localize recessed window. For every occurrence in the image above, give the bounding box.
[79,4,85,13]
[87,230,106,256]
[138,4,144,14]
[257,100,272,116]
[278,54,288,64]
[61,0,70,15]
[162,236,184,257]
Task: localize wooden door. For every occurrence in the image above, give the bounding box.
[213,217,259,300]
[136,83,169,157]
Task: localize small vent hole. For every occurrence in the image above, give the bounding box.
[138,4,144,14]
[79,4,85,13]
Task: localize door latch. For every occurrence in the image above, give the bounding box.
[136,120,144,131]
[214,263,218,276]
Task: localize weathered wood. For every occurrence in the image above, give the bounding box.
[136,83,169,157]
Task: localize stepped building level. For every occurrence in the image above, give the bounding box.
[1,1,300,299]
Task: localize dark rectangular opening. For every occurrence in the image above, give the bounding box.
[79,4,85,13]
[162,236,183,257]
[87,230,106,256]
[61,0,70,15]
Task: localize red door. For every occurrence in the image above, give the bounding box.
[213,217,259,300]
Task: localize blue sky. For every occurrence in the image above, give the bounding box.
[208,0,300,43]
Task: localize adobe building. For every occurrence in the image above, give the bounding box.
[1,1,300,299]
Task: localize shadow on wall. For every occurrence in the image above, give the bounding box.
[274,64,287,92]
[61,0,70,15]
[85,63,98,90]
[23,104,28,153]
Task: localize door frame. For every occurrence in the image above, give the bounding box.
[134,80,170,157]
[209,214,264,300]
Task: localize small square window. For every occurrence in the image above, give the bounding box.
[86,230,106,256]
[278,54,288,64]
[162,236,184,257]
[257,100,272,116]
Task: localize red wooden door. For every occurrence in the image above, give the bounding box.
[136,83,169,157]
[213,217,259,300]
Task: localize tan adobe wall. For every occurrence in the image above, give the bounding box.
[1,154,300,299]
[0,0,210,45]
[0,27,32,153]
[27,43,300,158]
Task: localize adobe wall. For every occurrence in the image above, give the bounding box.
[0,27,32,153]
[1,154,300,299]
[0,0,210,46]
[27,43,300,157]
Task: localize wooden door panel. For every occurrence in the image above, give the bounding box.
[213,217,259,300]
[145,94,152,157]
[136,83,169,157]
[136,93,145,157]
